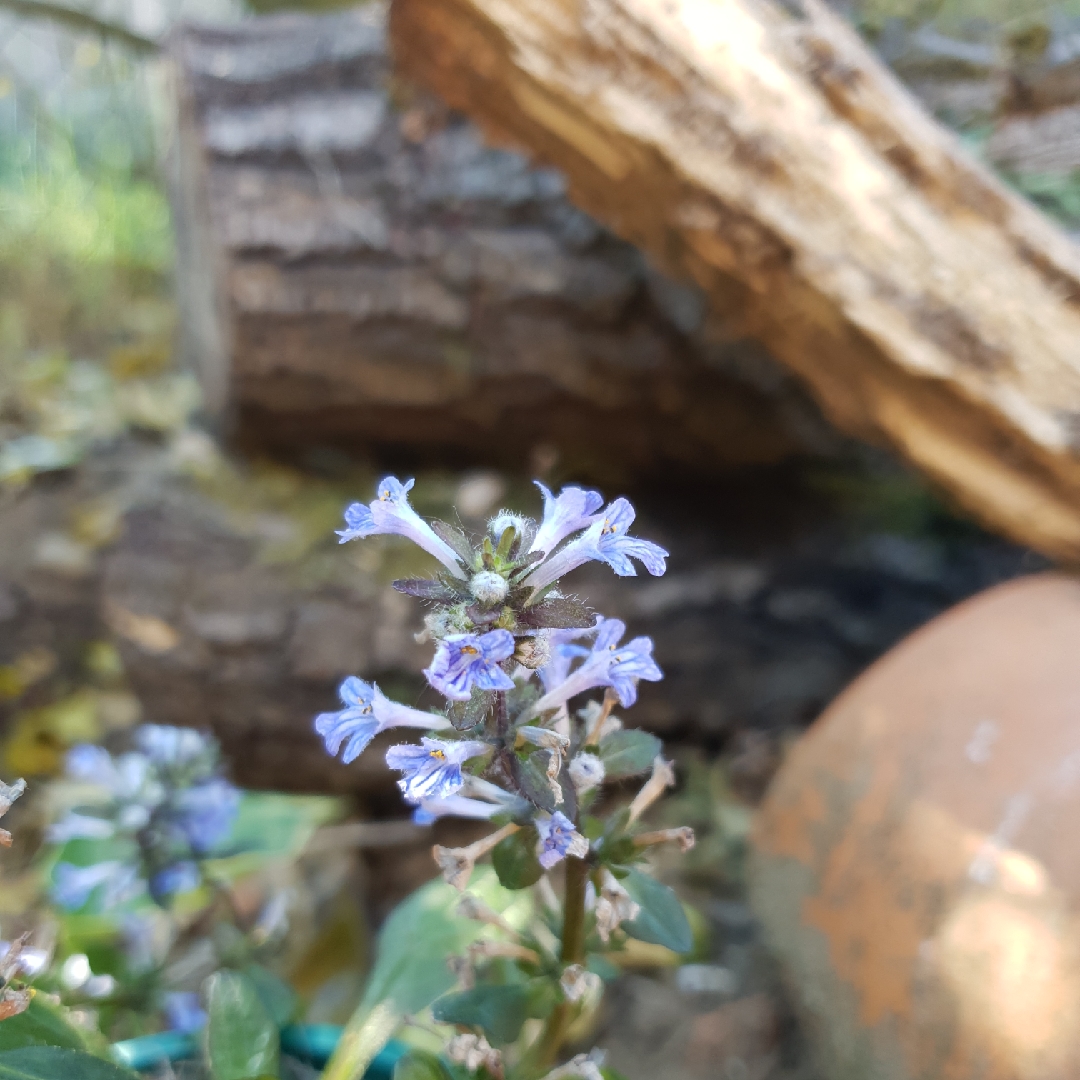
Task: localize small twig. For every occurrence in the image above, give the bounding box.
[632,826,696,852]
[584,689,618,747]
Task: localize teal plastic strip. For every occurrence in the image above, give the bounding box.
[110,1031,197,1070]
[110,1026,409,1076]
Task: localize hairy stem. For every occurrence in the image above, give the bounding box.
[494,689,509,740]
[527,855,590,1075]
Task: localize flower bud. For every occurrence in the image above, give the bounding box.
[470,571,508,606]
[568,753,605,795]
[489,511,530,539]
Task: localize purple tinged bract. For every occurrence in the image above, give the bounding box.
[424,629,515,701]
[316,676,450,764]
[337,476,466,578]
[386,737,489,803]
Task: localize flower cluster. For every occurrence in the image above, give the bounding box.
[49,725,240,910]
[318,479,667,841]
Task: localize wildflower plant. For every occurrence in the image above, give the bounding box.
[48,725,241,912]
[34,723,334,1076]
[318,479,695,1080]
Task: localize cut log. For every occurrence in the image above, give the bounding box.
[166,7,836,480]
[389,0,1080,562]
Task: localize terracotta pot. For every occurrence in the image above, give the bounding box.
[750,573,1080,1080]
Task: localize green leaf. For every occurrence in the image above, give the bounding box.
[513,751,559,813]
[494,526,516,562]
[0,997,88,1052]
[0,1047,135,1079]
[432,984,529,1046]
[243,964,297,1028]
[431,521,476,566]
[491,825,542,890]
[392,1050,452,1080]
[621,869,693,954]
[205,793,342,879]
[391,579,460,602]
[599,730,661,780]
[515,598,593,630]
[323,869,531,1080]
[448,688,493,733]
[205,970,280,1080]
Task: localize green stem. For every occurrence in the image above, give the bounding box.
[560,855,589,965]
[526,855,590,1076]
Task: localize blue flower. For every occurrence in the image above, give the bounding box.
[411,775,528,825]
[338,477,466,578]
[532,617,662,714]
[134,726,210,768]
[150,861,201,903]
[65,744,113,781]
[424,630,515,701]
[65,744,159,805]
[52,861,141,911]
[316,676,451,764]
[528,482,604,556]
[524,497,667,590]
[411,794,502,825]
[163,991,206,1035]
[536,811,588,869]
[175,777,240,855]
[385,737,489,802]
[538,628,595,695]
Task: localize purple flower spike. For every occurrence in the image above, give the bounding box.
[337,476,466,579]
[529,482,604,556]
[536,811,588,869]
[532,617,662,714]
[524,497,667,590]
[316,676,450,764]
[386,737,489,802]
[424,630,515,701]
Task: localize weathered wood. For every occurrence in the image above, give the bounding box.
[167,6,836,479]
[390,0,1080,562]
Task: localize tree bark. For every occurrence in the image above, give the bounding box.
[167,6,835,481]
[389,0,1080,563]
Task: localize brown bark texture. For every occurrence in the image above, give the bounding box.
[389,0,1080,562]
[167,6,836,481]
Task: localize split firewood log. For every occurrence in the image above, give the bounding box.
[389,0,1080,562]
